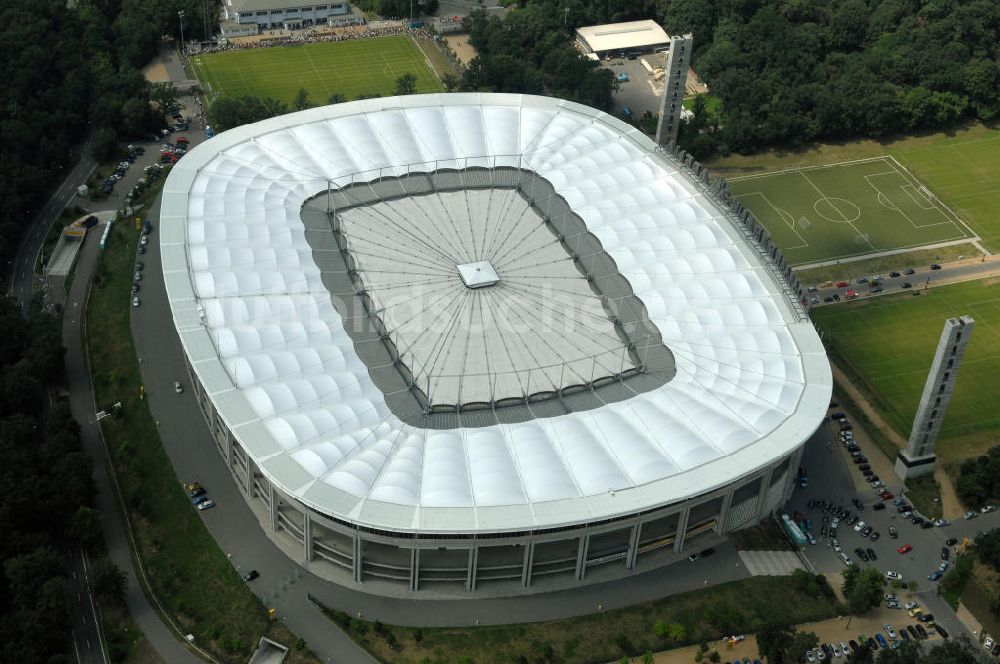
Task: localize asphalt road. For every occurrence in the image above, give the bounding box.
[67,548,109,664]
[63,229,203,664]
[807,257,1000,307]
[5,139,95,309]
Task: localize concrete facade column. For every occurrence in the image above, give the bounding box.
[409,549,420,592]
[626,522,642,569]
[755,467,775,519]
[244,457,254,500]
[673,506,691,553]
[521,541,534,587]
[716,484,736,534]
[225,429,233,468]
[303,512,313,563]
[782,447,804,504]
[574,534,590,580]
[465,546,479,592]
[268,483,277,533]
[352,535,363,583]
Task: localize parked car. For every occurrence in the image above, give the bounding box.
[901,282,913,288]
[928,570,943,581]
[196,499,215,510]
[897,544,913,554]
[243,569,260,582]
[132,296,140,307]
[885,570,903,581]
[930,263,942,270]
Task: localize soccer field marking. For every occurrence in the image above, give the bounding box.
[901,184,936,210]
[797,170,876,250]
[863,159,961,233]
[301,46,331,97]
[876,192,899,212]
[733,191,809,249]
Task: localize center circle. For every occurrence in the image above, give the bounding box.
[813,197,861,223]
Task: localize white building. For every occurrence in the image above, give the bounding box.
[575,20,671,58]
[160,93,830,596]
[220,0,351,30]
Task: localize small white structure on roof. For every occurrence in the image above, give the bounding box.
[575,20,670,56]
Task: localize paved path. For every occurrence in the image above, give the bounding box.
[63,231,205,664]
[738,550,805,576]
[795,238,988,271]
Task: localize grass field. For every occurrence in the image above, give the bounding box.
[811,279,1000,461]
[727,156,974,266]
[191,35,444,105]
[707,122,1000,253]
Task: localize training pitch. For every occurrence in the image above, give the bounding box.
[812,279,1000,459]
[727,157,975,267]
[191,35,443,105]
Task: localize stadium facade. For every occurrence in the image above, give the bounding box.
[161,93,831,596]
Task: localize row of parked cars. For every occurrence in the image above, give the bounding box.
[160,136,190,164]
[101,145,146,194]
[184,481,215,511]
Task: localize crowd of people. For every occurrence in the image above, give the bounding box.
[187,22,435,55]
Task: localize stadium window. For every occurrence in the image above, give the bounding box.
[956,333,962,341]
[927,422,933,431]
[939,385,945,394]
[287,8,299,13]
[316,4,327,8]
[935,397,941,405]
[943,372,950,381]
[931,410,937,419]
[947,359,954,368]
[256,10,267,15]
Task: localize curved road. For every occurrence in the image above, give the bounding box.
[5,139,94,308]
[63,229,203,664]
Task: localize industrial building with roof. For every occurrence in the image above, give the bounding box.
[575,20,671,58]
[160,93,831,596]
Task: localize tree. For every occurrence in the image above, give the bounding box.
[292,87,312,111]
[326,92,347,105]
[90,557,127,605]
[977,528,1000,571]
[70,506,103,551]
[394,72,418,96]
[756,619,796,663]
[843,566,884,614]
[653,619,667,637]
[667,622,686,643]
[846,644,873,664]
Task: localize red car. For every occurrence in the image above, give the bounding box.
[846,289,859,299]
[880,491,894,500]
[897,544,913,554]
[835,281,849,287]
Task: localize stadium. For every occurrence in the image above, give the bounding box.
[160,93,831,596]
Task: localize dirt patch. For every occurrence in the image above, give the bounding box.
[443,33,477,64]
[649,608,943,663]
[142,62,170,83]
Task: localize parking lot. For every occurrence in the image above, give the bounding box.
[606,55,666,117]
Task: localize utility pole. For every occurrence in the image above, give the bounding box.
[178,10,185,53]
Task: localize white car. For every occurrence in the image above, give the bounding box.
[885,570,903,581]
[174,381,183,394]
[806,650,816,662]
[985,637,995,650]
[816,647,826,661]
[832,643,841,657]
[884,624,897,639]
[840,641,850,656]
[832,539,842,552]
[854,520,866,532]
[905,600,920,610]
[132,296,140,308]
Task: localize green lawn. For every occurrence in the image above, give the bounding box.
[727,157,973,266]
[707,122,1000,253]
[811,279,1000,461]
[191,35,444,105]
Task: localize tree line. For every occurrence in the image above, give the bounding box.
[0,296,106,663]
[0,0,214,284]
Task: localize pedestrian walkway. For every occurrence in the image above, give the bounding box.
[738,550,805,576]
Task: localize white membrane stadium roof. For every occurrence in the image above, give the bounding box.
[160,93,831,534]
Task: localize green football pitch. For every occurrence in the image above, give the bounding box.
[811,279,1000,460]
[727,157,976,267]
[190,35,444,105]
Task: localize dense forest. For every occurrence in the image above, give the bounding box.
[458,0,999,156]
[0,296,96,663]
[0,0,214,285]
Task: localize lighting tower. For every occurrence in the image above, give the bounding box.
[894,315,975,480]
[655,33,693,147]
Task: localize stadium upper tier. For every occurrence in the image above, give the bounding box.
[160,93,831,535]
